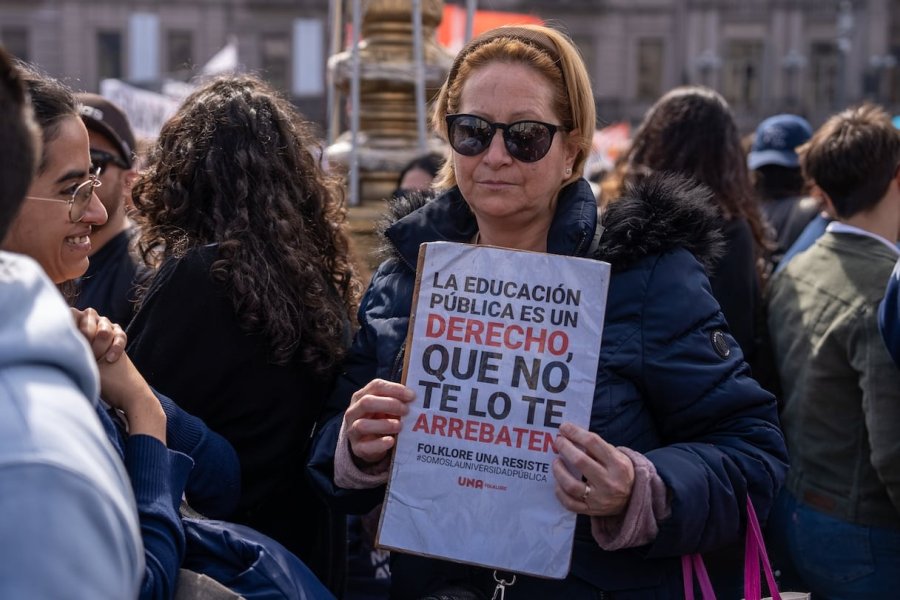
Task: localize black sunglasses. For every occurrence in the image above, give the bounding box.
[445,114,565,163]
[90,148,130,174]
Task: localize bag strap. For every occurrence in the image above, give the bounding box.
[744,494,781,600]
[682,553,715,600]
[683,494,782,600]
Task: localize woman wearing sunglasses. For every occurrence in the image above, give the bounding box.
[309,24,787,599]
[3,62,241,600]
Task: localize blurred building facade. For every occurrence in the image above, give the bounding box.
[1,0,899,131]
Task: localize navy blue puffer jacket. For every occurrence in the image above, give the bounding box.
[309,175,787,599]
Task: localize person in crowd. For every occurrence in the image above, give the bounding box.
[127,74,361,594]
[73,93,148,327]
[0,47,144,599]
[308,24,787,599]
[602,86,771,368]
[766,103,900,597]
[747,114,820,271]
[880,257,900,366]
[3,60,241,600]
[344,149,446,600]
[393,152,445,198]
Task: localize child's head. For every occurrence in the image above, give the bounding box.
[801,103,900,219]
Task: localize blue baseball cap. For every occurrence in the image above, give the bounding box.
[747,114,813,170]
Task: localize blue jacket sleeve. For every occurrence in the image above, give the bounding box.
[879,257,900,368]
[637,250,788,557]
[0,463,143,599]
[125,434,193,600]
[156,391,241,518]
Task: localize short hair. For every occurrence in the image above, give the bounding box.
[14,61,78,174]
[0,47,40,240]
[800,103,900,219]
[431,24,595,189]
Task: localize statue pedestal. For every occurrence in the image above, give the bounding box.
[327,0,452,284]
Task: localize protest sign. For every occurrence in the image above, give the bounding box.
[377,241,611,578]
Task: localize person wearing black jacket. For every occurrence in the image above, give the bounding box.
[127,74,360,595]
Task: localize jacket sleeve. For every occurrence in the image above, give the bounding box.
[307,267,394,515]
[156,391,241,518]
[637,249,788,557]
[124,434,194,600]
[0,463,143,600]
[879,258,900,367]
[851,304,900,514]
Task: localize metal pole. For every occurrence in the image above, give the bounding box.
[349,0,362,206]
[326,0,343,145]
[465,0,477,43]
[412,0,427,153]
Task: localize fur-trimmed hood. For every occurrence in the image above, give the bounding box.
[597,173,725,272]
[379,173,725,272]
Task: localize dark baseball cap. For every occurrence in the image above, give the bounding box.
[747,114,813,170]
[76,93,136,169]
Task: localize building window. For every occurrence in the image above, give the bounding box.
[809,41,839,110]
[636,39,664,101]
[570,34,596,89]
[723,40,762,109]
[0,27,29,62]
[166,30,194,76]
[261,34,290,92]
[97,31,123,81]
[889,46,900,105]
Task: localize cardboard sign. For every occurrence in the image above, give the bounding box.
[377,241,611,578]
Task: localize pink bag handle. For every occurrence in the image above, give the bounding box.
[681,494,781,600]
[744,494,781,600]
[682,553,715,600]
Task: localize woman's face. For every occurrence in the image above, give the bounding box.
[3,116,108,284]
[399,167,435,193]
[452,62,578,231]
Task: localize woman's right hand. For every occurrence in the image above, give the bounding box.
[344,379,415,465]
[70,307,126,364]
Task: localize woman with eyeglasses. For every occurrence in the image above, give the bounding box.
[3,61,241,600]
[308,24,787,599]
[2,79,106,288]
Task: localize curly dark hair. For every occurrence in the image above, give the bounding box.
[132,75,360,373]
[607,86,771,270]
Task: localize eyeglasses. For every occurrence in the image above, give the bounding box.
[445,114,565,163]
[90,148,130,174]
[26,174,102,223]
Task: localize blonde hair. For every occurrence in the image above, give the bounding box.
[431,24,595,189]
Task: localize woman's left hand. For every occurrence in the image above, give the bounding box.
[553,422,635,516]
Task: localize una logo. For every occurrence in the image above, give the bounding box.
[458,477,484,489]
